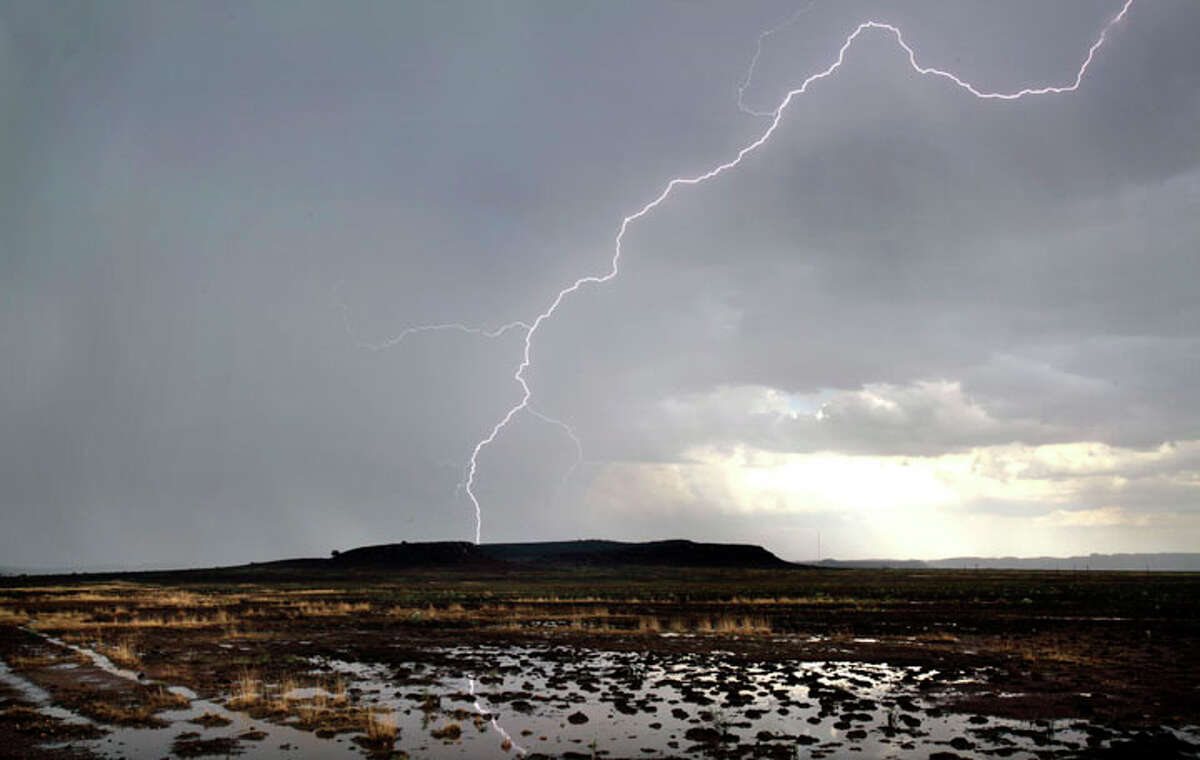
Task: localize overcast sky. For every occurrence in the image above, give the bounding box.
[2,0,1198,568]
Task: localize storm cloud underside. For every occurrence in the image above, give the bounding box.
[1,0,1198,566]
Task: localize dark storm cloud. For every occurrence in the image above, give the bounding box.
[1,0,1197,566]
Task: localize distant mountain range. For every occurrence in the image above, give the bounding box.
[811,552,1200,571]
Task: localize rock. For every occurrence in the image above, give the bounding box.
[567,711,588,725]
[1092,731,1198,759]
[684,727,721,744]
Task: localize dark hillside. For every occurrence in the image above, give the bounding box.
[481,539,792,568]
[0,539,796,585]
[331,541,496,568]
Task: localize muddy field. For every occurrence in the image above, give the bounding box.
[0,566,1197,758]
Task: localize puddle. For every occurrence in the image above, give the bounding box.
[10,634,366,758]
[1,658,94,725]
[310,656,392,682]
[295,644,1200,758]
[470,676,527,755]
[1,658,57,704]
[9,636,1200,758]
[85,700,363,759]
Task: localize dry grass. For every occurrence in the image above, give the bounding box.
[288,687,373,737]
[366,708,398,745]
[7,583,788,644]
[80,686,189,728]
[385,603,477,621]
[633,613,772,635]
[3,583,134,598]
[6,583,758,642]
[0,607,30,625]
[646,616,691,633]
[85,702,169,727]
[20,607,237,632]
[485,605,775,636]
[227,671,261,708]
[7,653,63,668]
[26,610,92,631]
[991,635,1098,666]
[269,676,300,714]
[696,614,772,634]
[189,710,232,728]
[330,676,348,707]
[431,721,462,740]
[145,590,217,607]
[97,637,140,668]
[513,595,607,603]
[113,610,235,628]
[296,693,329,726]
[151,686,190,709]
[294,601,371,617]
[730,595,849,605]
[60,592,130,604]
[236,673,365,735]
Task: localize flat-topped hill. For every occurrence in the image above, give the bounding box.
[0,539,796,584]
[319,539,792,569]
[477,539,790,568]
[330,541,495,568]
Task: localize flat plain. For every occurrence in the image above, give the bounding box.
[1,564,1197,758]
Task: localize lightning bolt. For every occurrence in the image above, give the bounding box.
[525,406,585,486]
[347,2,1134,544]
[454,0,1135,544]
[451,406,581,511]
[336,283,531,351]
[348,321,532,352]
[738,0,818,117]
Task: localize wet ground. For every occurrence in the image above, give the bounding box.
[316,643,1200,759]
[1,568,1197,758]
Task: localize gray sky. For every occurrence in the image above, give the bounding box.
[2,0,1198,568]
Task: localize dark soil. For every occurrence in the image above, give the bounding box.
[0,677,105,759]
